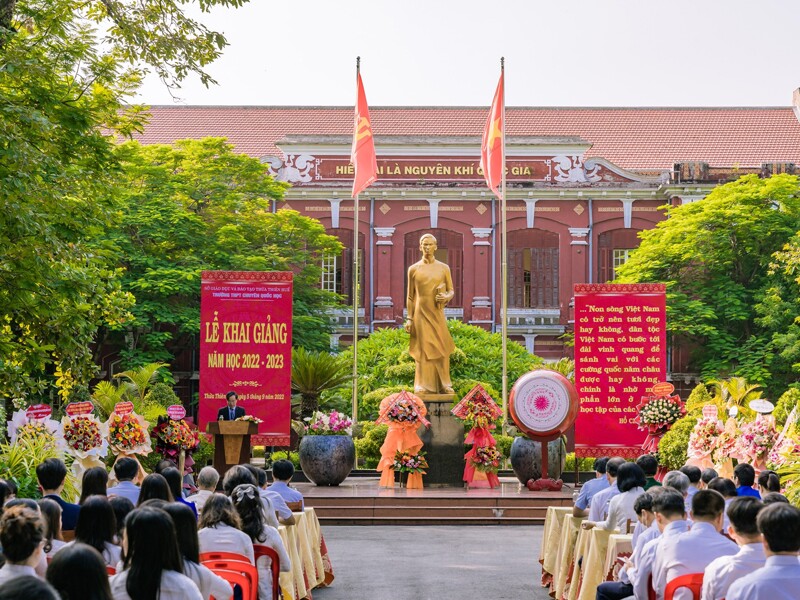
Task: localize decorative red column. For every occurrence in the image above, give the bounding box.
[373,227,395,326]
[470,227,493,325]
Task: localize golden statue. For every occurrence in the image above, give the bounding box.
[404,234,456,396]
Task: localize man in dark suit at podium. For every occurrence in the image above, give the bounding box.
[217,391,246,421]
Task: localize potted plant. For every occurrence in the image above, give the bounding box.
[298,410,355,486]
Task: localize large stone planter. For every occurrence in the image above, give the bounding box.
[298,435,355,486]
[509,436,566,484]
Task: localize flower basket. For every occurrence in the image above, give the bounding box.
[633,393,686,452]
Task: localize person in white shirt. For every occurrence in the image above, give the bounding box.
[0,505,45,586]
[68,495,123,567]
[588,457,626,522]
[0,576,60,599]
[106,457,141,506]
[706,477,737,532]
[679,465,702,515]
[655,490,737,600]
[726,503,800,600]
[45,542,114,600]
[248,464,297,525]
[37,498,67,559]
[573,457,610,518]
[197,493,255,564]
[630,489,688,600]
[186,466,220,514]
[584,462,647,533]
[111,506,202,600]
[702,496,766,600]
[700,468,717,489]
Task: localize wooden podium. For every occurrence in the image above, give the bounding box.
[206,421,259,480]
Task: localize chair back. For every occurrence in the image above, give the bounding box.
[205,560,258,600]
[200,551,252,565]
[254,544,281,600]
[209,568,253,600]
[285,501,303,512]
[62,530,75,542]
[648,574,656,600]
[664,573,704,600]
[106,565,116,576]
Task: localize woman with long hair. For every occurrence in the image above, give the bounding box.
[46,542,113,600]
[79,467,109,504]
[162,467,198,518]
[230,484,291,600]
[162,503,232,600]
[37,498,67,558]
[72,495,121,566]
[136,473,173,506]
[0,505,45,585]
[197,493,254,564]
[110,506,202,600]
[108,496,134,545]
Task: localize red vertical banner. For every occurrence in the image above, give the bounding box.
[199,271,293,445]
[573,283,667,458]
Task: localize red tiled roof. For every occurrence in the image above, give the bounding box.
[133,106,800,170]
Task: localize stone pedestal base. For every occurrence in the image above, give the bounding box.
[418,399,465,487]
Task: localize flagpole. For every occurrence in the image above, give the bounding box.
[500,57,509,435]
[351,56,360,427]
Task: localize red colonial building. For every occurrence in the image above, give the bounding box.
[136,90,800,391]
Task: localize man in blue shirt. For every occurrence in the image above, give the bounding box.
[573,457,609,517]
[733,463,761,499]
[36,458,80,532]
[270,459,305,510]
[107,456,141,505]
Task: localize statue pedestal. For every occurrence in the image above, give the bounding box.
[418,395,464,487]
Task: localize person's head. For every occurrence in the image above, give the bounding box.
[197,466,220,492]
[155,459,176,475]
[222,465,258,495]
[652,489,686,531]
[109,496,134,543]
[605,457,626,483]
[733,463,756,487]
[707,476,738,499]
[137,473,173,506]
[3,479,16,502]
[757,470,781,493]
[75,495,117,555]
[5,498,39,511]
[592,457,609,477]
[726,496,763,544]
[37,498,62,552]
[0,576,60,600]
[700,468,718,488]
[198,493,241,529]
[230,484,268,543]
[113,457,139,483]
[122,507,184,600]
[226,391,238,409]
[36,458,68,493]
[161,467,184,501]
[679,465,701,486]
[635,455,658,478]
[79,467,108,504]
[757,502,800,555]
[762,492,790,505]
[162,503,200,564]
[272,460,295,483]
[690,489,726,528]
[0,505,44,565]
[663,470,690,496]
[634,491,656,527]
[419,233,438,256]
[46,542,113,600]
[617,463,647,492]
[0,480,12,507]
[243,464,266,488]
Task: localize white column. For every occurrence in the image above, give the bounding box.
[329,198,342,228]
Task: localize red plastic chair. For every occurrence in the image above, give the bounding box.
[205,561,258,600]
[664,573,704,600]
[106,565,116,576]
[210,568,252,600]
[648,574,656,600]
[254,544,281,600]
[200,551,252,565]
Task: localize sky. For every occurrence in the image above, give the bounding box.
[135,0,800,108]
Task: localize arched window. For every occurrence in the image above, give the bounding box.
[322,229,365,306]
[403,229,463,307]
[597,229,641,283]
[508,229,559,308]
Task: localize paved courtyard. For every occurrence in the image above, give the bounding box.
[313,525,551,600]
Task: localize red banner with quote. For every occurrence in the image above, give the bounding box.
[574,283,666,458]
[199,271,293,445]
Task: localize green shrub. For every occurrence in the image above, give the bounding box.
[657,415,698,470]
[252,446,266,459]
[564,452,596,472]
[354,422,388,469]
[269,450,300,469]
[145,383,180,409]
[495,435,514,459]
[774,387,800,427]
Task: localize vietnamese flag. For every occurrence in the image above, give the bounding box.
[351,71,378,198]
[480,72,504,199]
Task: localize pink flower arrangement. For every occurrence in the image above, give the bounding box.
[688,417,723,457]
[736,418,777,463]
[384,396,426,424]
[305,410,353,436]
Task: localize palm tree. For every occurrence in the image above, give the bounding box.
[709,376,762,420]
[291,348,352,418]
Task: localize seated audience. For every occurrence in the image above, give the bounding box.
[702,496,765,600]
[762,491,790,505]
[726,503,800,600]
[0,576,60,600]
[231,483,291,600]
[636,455,661,490]
[109,496,135,544]
[700,467,718,488]
[223,465,280,528]
[573,457,610,518]
[244,464,296,525]
[584,462,646,532]
[678,465,701,513]
[186,466,220,514]
[137,473,173,506]
[46,542,113,600]
[79,466,109,504]
[270,460,305,509]
[70,495,122,567]
[162,503,232,600]
[162,467,198,518]
[588,457,626,522]
[707,476,737,531]
[37,498,67,559]
[0,480,12,509]
[0,505,45,585]
[110,506,202,600]
[733,462,760,498]
[655,489,737,600]
[155,459,177,474]
[107,457,141,505]
[35,458,80,531]
[197,493,254,563]
[662,470,690,499]
[757,469,781,495]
